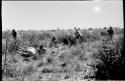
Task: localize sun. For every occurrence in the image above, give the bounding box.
[93,6,101,12]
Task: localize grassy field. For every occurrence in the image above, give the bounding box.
[2,27,124,81]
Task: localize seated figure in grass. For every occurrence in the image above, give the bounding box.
[11,29,17,39]
[50,36,58,47]
[11,29,18,51]
[36,45,46,55]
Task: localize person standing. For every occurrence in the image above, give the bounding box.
[107,26,114,39]
[11,29,18,51]
[11,29,17,40]
[74,29,80,39]
[74,28,83,44]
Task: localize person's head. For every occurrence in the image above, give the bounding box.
[12,29,15,32]
[110,26,112,29]
[39,45,43,50]
[104,27,107,29]
[52,36,56,41]
[78,28,80,30]
[52,36,55,39]
[12,29,16,33]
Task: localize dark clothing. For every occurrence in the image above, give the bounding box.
[107,28,114,38]
[62,38,69,45]
[51,37,57,44]
[51,37,58,47]
[68,38,76,45]
[11,30,17,38]
[11,30,17,52]
[36,48,46,55]
[39,46,43,50]
[74,31,80,39]
[107,29,114,35]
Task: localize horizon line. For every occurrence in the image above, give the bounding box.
[2,26,123,31]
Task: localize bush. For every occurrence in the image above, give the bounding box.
[95,36,124,80]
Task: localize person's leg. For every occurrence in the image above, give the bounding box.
[109,34,113,40]
[13,38,17,52]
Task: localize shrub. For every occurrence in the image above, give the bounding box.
[95,36,124,80]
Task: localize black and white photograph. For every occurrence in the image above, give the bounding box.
[2,0,124,81]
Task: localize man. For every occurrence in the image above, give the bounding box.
[36,45,46,55]
[11,29,18,51]
[51,36,58,47]
[74,28,83,44]
[107,26,114,39]
[11,29,17,39]
[51,37,57,43]
[74,29,80,39]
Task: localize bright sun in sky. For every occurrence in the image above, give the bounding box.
[93,6,101,12]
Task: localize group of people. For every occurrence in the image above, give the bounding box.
[11,26,114,55]
[11,29,46,56]
[50,26,114,46]
[74,26,114,39]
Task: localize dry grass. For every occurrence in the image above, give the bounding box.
[2,28,124,81]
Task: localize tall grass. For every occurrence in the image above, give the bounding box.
[95,35,124,80]
[2,28,124,80]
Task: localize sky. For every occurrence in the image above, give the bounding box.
[2,0,123,30]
